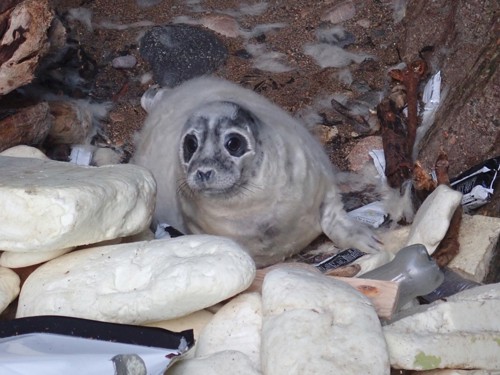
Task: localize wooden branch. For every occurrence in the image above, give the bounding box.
[377,98,413,188]
[431,150,462,267]
[389,59,427,156]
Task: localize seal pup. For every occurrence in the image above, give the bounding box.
[133,76,379,267]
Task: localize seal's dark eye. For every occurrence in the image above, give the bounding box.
[225,133,247,157]
[183,134,198,162]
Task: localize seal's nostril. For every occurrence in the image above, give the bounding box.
[197,170,213,182]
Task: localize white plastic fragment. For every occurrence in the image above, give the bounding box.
[16,235,256,324]
[406,184,462,255]
[384,283,500,371]
[0,267,20,314]
[347,200,388,228]
[369,149,387,179]
[261,268,390,375]
[69,145,94,165]
[0,155,156,253]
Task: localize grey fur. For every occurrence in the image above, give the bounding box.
[133,77,379,267]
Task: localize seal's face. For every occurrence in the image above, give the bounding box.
[179,101,262,198]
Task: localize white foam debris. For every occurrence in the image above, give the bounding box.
[245,43,293,73]
[304,43,373,68]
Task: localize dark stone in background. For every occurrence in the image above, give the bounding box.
[140,24,228,87]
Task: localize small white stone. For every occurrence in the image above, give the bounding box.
[321,1,356,24]
[0,145,48,159]
[384,283,500,371]
[200,15,240,38]
[0,247,74,268]
[16,235,256,324]
[168,351,261,375]
[406,185,462,254]
[0,266,20,314]
[261,268,390,375]
[196,293,262,369]
[112,55,137,69]
[449,214,500,282]
[0,155,156,252]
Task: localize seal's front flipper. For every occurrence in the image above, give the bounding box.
[320,192,381,254]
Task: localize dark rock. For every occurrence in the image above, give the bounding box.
[140,24,228,87]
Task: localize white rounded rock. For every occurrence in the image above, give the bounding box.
[406,184,462,255]
[16,235,256,324]
[0,266,20,314]
[261,268,390,375]
[145,309,214,343]
[0,145,48,159]
[196,293,262,368]
[168,351,261,375]
[384,283,500,371]
[0,247,74,268]
[0,155,156,253]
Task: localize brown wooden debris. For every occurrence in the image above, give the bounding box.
[44,100,93,146]
[388,59,427,156]
[0,0,54,95]
[377,98,413,188]
[432,205,462,267]
[434,149,451,185]
[430,150,463,267]
[0,102,52,152]
[324,263,361,277]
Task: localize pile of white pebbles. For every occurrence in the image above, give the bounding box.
[0,145,499,374]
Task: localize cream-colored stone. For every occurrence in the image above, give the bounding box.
[0,145,48,159]
[449,214,500,282]
[354,250,394,276]
[196,293,262,369]
[0,156,156,253]
[168,351,261,375]
[261,268,389,375]
[0,266,20,314]
[384,283,500,371]
[16,235,256,324]
[145,309,214,343]
[378,225,411,254]
[406,185,462,255]
[0,247,74,268]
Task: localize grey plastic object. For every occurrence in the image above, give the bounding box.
[360,244,444,309]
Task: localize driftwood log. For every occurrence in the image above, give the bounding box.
[0,0,53,95]
[0,101,52,152]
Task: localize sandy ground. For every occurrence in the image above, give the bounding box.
[44,0,498,195]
